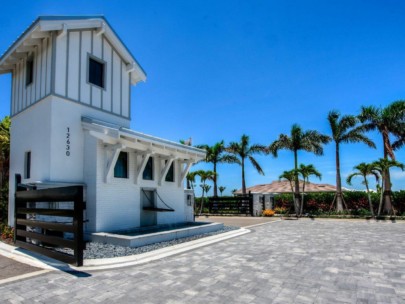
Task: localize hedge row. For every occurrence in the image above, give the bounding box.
[274,191,405,215]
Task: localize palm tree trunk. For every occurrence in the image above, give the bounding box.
[213,162,218,197]
[378,177,384,216]
[364,179,374,216]
[293,150,300,215]
[335,143,344,212]
[242,158,246,195]
[199,188,205,215]
[382,130,393,214]
[300,181,305,216]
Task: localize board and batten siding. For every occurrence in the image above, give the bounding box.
[11,35,53,116]
[54,29,131,119]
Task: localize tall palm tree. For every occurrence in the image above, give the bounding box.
[359,101,405,211]
[346,162,380,217]
[298,164,321,215]
[226,135,266,195]
[279,169,296,205]
[372,158,404,215]
[197,170,216,215]
[269,124,331,215]
[196,141,239,197]
[328,110,376,211]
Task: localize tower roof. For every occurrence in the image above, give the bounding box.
[0,16,146,84]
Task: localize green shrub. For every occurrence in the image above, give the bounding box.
[0,223,13,240]
[273,191,405,216]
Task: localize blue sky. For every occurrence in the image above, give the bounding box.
[0,1,404,195]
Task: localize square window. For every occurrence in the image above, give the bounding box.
[26,58,33,86]
[114,152,128,178]
[165,161,175,182]
[143,157,153,180]
[88,57,104,88]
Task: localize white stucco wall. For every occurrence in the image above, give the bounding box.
[8,95,130,225]
[86,139,189,232]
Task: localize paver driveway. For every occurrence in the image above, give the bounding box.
[1,219,404,303]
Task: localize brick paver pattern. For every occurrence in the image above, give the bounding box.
[1,220,404,303]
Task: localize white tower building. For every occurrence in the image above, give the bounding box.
[0,16,205,233]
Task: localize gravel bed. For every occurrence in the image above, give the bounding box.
[57,225,239,259]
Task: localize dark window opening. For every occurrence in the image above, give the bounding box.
[143,157,153,180]
[165,161,175,182]
[26,58,34,86]
[25,151,31,179]
[88,57,104,88]
[114,152,128,178]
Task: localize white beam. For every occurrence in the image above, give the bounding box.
[30,31,50,39]
[96,22,106,36]
[0,64,15,70]
[23,38,43,47]
[88,131,117,145]
[16,45,35,54]
[134,151,152,184]
[159,156,176,186]
[39,20,102,32]
[8,53,26,61]
[58,23,68,38]
[104,144,125,183]
[126,62,136,73]
[178,161,194,187]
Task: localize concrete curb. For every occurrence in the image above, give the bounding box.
[0,227,250,272]
[78,227,250,271]
[243,219,281,229]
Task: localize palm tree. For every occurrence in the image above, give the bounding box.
[226,135,266,195]
[269,124,331,215]
[359,101,405,211]
[279,169,296,205]
[346,162,380,217]
[297,164,321,215]
[218,186,226,196]
[197,170,216,215]
[372,158,404,215]
[196,141,239,197]
[328,110,376,211]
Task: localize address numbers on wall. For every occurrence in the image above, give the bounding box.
[66,127,71,156]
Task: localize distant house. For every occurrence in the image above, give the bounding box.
[235,180,337,215]
[0,16,206,233]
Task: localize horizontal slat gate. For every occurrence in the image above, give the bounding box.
[208,194,253,215]
[14,182,85,266]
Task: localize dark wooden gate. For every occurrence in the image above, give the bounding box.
[208,194,253,216]
[14,180,85,266]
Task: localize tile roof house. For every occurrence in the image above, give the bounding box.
[0,16,206,233]
[235,180,337,215]
[235,180,337,195]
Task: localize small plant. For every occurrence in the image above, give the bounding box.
[262,209,275,217]
[274,207,287,214]
[1,224,13,240]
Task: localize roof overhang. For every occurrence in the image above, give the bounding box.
[81,116,206,162]
[0,16,146,84]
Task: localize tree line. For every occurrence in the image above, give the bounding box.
[187,100,405,216]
